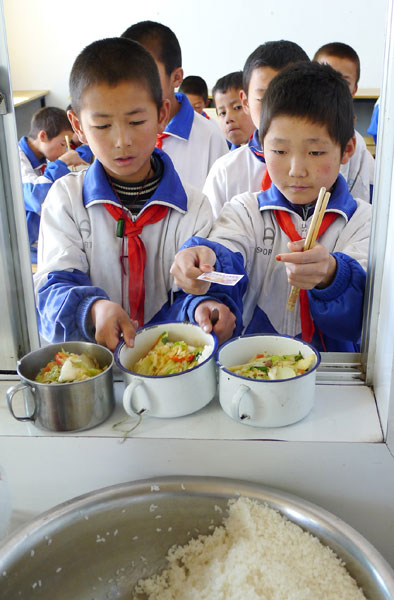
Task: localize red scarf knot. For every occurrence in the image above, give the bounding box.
[104,202,168,326]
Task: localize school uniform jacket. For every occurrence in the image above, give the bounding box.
[183,174,371,352]
[203,129,266,218]
[340,130,374,203]
[18,137,92,262]
[160,93,229,191]
[34,149,213,343]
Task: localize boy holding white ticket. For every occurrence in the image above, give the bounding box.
[172,62,371,352]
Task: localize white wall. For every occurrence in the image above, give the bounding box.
[3,0,388,109]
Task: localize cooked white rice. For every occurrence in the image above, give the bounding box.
[133,497,366,599]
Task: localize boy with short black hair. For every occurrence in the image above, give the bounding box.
[171,62,371,353]
[34,37,223,351]
[122,21,228,191]
[19,106,88,263]
[179,75,210,116]
[313,42,374,202]
[212,71,254,151]
[203,40,310,217]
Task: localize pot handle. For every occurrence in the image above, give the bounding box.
[6,383,37,422]
[123,379,151,416]
[231,384,252,422]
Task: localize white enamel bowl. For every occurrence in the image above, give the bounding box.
[115,322,217,418]
[217,334,321,427]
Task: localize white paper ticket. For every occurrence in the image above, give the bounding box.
[197,271,244,286]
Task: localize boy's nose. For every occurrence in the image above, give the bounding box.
[289,156,307,177]
[114,126,131,148]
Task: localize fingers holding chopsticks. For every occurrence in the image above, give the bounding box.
[277,241,337,290]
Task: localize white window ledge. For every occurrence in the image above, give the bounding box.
[0,379,382,444]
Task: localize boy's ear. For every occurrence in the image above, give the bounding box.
[38,130,49,143]
[158,99,171,132]
[240,89,250,115]
[341,135,356,165]
[171,67,184,90]
[67,109,88,145]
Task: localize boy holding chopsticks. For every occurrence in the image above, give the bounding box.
[171,62,371,352]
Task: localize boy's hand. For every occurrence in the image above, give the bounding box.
[276,240,337,290]
[194,300,236,345]
[58,149,89,167]
[170,246,216,294]
[91,299,138,352]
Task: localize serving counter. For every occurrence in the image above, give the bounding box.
[1,374,394,570]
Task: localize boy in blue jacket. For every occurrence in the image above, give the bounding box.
[34,38,233,351]
[171,62,371,353]
[19,107,89,263]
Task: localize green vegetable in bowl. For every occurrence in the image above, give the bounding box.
[35,350,107,383]
[229,351,316,380]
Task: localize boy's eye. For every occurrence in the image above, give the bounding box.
[272,149,286,155]
[218,111,226,118]
[234,104,243,111]
[94,124,110,130]
[130,120,146,126]
[310,151,325,156]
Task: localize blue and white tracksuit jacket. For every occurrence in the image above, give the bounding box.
[203,129,266,218]
[160,92,228,191]
[34,148,214,344]
[183,175,371,352]
[18,137,92,263]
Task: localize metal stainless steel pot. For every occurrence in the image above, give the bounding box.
[0,477,393,599]
[6,341,114,432]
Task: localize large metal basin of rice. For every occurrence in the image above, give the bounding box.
[0,477,393,599]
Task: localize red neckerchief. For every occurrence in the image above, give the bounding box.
[104,202,168,326]
[156,133,171,149]
[261,169,272,191]
[274,209,338,343]
[40,164,46,175]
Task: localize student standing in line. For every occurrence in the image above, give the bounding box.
[203,41,309,218]
[34,38,232,350]
[171,63,371,353]
[313,42,375,203]
[121,21,229,191]
[19,107,88,263]
[179,75,210,117]
[211,71,255,151]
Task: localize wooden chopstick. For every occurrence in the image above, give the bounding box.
[286,187,331,311]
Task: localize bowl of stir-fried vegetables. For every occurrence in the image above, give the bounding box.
[217,334,320,427]
[115,322,217,418]
[6,342,114,431]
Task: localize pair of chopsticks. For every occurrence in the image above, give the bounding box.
[64,135,76,171]
[286,186,331,311]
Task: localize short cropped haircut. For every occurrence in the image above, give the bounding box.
[313,42,360,84]
[212,71,244,99]
[179,76,208,104]
[260,62,355,154]
[243,40,310,96]
[69,37,162,116]
[29,107,72,140]
[122,21,181,75]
